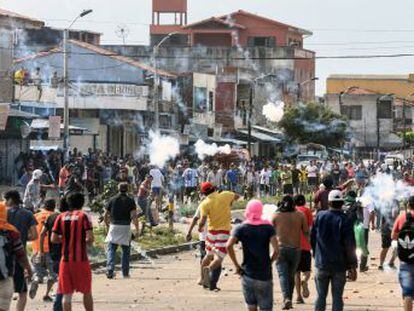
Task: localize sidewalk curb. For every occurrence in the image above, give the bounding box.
[90,241,200,270]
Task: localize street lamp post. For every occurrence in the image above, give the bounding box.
[153,31,179,131]
[376,93,394,157]
[297,77,318,103]
[63,9,93,159]
[403,93,414,149]
[247,74,278,155]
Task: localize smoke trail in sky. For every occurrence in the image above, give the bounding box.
[262,101,285,122]
[194,139,231,160]
[148,131,180,167]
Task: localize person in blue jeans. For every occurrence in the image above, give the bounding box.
[311,190,358,311]
[227,200,279,311]
[104,183,139,279]
[272,195,309,310]
[391,196,414,311]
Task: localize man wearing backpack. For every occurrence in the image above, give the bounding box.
[0,201,32,311]
[392,196,414,311]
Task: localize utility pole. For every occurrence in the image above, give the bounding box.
[248,85,253,155]
[62,9,93,159]
[297,77,318,104]
[403,99,407,149]
[376,97,381,155]
[63,29,69,157]
[376,93,394,159]
[153,31,178,131]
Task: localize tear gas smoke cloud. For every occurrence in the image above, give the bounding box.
[262,101,285,122]
[148,131,180,167]
[194,139,231,160]
[359,172,414,216]
[262,204,278,222]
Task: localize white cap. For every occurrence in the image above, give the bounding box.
[328,189,344,202]
[32,169,43,180]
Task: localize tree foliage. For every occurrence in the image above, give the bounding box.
[279,103,348,147]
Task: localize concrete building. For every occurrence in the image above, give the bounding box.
[13,40,177,156]
[0,8,44,102]
[327,74,414,99]
[104,1,316,138]
[325,87,414,150]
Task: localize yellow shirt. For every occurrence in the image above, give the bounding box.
[200,191,235,231]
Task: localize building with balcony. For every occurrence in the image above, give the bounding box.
[103,1,316,142]
[12,40,177,156]
[0,8,44,103]
[326,74,414,150]
[325,87,414,150]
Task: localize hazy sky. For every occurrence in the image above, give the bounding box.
[2,0,414,95]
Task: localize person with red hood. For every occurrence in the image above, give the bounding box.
[227,200,279,311]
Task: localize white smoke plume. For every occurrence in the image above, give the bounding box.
[359,172,414,215]
[148,131,180,167]
[262,101,285,122]
[262,204,278,222]
[194,139,231,160]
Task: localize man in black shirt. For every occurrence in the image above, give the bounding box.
[104,183,139,279]
[227,200,279,311]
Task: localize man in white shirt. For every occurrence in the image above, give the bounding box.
[182,164,199,203]
[306,161,319,191]
[260,167,271,197]
[149,166,164,209]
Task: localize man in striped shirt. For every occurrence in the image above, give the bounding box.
[198,182,239,291]
[51,192,94,311]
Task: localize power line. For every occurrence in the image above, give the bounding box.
[308,40,414,46]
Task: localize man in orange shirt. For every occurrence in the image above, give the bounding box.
[29,199,57,301]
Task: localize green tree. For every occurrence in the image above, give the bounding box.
[279,103,348,147]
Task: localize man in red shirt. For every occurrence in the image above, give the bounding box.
[51,192,94,311]
[392,196,414,311]
[294,194,313,304]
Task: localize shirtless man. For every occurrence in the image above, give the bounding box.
[272,195,309,310]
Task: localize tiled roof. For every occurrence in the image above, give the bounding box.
[343,87,414,106]
[183,16,246,29]
[0,8,44,25]
[329,74,410,80]
[14,40,177,79]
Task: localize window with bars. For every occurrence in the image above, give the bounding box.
[378,100,392,119]
[341,105,362,120]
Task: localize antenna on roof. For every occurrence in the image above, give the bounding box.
[115,24,130,45]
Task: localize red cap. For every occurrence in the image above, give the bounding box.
[200,182,215,195]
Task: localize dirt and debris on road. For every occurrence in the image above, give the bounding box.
[17,232,402,311]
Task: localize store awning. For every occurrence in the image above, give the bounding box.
[237,129,282,143]
[30,119,88,133]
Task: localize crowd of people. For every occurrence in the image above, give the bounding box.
[2,148,414,310]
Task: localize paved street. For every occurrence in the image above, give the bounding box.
[18,231,402,311]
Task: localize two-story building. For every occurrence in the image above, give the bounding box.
[0,8,44,102]
[325,87,414,150]
[13,40,177,156]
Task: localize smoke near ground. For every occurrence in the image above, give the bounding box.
[148,131,180,167]
[194,139,231,160]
